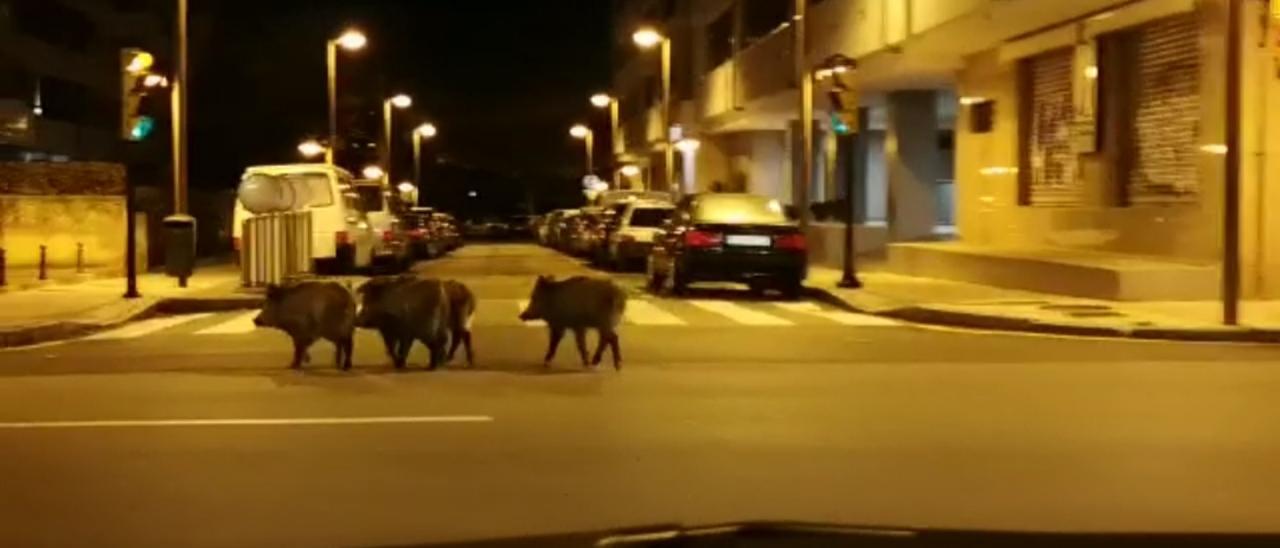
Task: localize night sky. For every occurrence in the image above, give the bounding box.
[187,0,613,211]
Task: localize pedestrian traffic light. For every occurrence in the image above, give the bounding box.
[827,86,859,136]
[121,48,165,141]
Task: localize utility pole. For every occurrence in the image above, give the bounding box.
[795,0,812,229]
[172,0,188,214]
[1223,0,1242,324]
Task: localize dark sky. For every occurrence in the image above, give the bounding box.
[188,0,614,189]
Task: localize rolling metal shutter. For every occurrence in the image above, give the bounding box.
[1027,48,1078,205]
[1128,13,1200,202]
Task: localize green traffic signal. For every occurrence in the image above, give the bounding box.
[129,116,156,140]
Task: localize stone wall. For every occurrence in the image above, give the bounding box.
[0,162,139,272]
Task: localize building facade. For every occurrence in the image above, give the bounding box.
[612,0,1280,300]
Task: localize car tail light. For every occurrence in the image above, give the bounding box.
[684,230,723,249]
[774,233,807,251]
[382,230,394,243]
[335,231,350,246]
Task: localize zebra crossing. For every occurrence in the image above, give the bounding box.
[79,298,900,341]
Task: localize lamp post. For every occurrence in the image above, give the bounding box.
[815,54,861,289]
[326,29,366,165]
[590,93,620,188]
[570,124,594,176]
[633,27,672,192]
[382,93,412,185]
[412,123,437,196]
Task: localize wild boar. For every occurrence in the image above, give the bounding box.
[356,276,452,370]
[518,275,626,370]
[443,279,476,367]
[253,281,356,370]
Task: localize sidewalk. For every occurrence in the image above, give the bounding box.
[806,265,1280,343]
[0,265,258,347]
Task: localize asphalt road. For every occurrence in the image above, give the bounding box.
[1,243,1278,547]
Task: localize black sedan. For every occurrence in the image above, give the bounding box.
[646,193,807,299]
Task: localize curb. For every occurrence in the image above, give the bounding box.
[805,286,1280,344]
[0,295,264,349]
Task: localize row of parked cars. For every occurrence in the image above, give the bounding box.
[535,190,809,299]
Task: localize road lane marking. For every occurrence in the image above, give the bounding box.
[0,415,494,430]
[195,311,260,335]
[87,314,214,340]
[772,301,900,326]
[515,300,546,327]
[624,300,686,325]
[688,300,792,326]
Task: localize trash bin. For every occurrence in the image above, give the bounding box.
[163,214,197,287]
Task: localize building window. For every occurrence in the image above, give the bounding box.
[706,7,734,70]
[1123,13,1200,203]
[1019,48,1078,205]
[10,0,96,52]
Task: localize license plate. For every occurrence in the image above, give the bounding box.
[725,234,771,247]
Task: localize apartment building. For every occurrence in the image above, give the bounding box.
[612,0,1280,300]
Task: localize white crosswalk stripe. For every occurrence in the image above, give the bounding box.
[687,300,793,326]
[88,314,214,340]
[771,301,899,326]
[623,300,686,325]
[194,311,261,335]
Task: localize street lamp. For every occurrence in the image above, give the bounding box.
[590,93,621,188]
[361,165,384,180]
[382,94,413,185]
[632,26,672,192]
[570,123,594,176]
[297,139,326,159]
[412,122,437,197]
[326,28,366,165]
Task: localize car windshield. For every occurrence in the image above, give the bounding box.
[353,186,385,212]
[629,207,671,227]
[692,195,788,224]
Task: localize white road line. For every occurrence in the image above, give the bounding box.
[0,415,494,430]
[195,311,260,335]
[624,300,686,325]
[515,300,546,327]
[86,314,214,340]
[772,301,901,326]
[688,300,792,326]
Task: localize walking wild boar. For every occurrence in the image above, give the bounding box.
[519,275,626,370]
[356,276,452,370]
[253,281,356,370]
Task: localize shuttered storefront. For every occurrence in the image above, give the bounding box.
[1025,48,1077,205]
[1128,13,1200,202]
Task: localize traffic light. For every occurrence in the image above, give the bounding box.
[120,48,166,141]
[826,85,859,136]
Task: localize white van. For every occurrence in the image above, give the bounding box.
[232,163,377,273]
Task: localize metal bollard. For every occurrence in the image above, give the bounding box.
[38,245,47,281]
[76,242,85,274]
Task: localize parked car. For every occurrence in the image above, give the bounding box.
[232,163,377,274]
[565,208,608,257]
[401,207,442,260]
[464,217,510,240]
[352,181,410,270]
[647,193,807,299]
[544,209,580,249]
[431,212,463,252]
[605,200,674,271]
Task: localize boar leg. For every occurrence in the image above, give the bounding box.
[543,326,565,367]
[606,330,622,370]
[338,336,354,371]
[572,328,590,367]
[426,333,448,371]
[460,330,474,367]
[289,336,314,369]
[393,336,413,369]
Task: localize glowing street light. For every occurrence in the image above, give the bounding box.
[361,165,384,180]
[335,30,367,51]
[632,27,663,49]
[633,26,672,191]
[620,165,641,177]
[389,94,413,109]
[590,93,613,108]
[327,28,367,164]
[397,181,417,194]
[569,124,590,139]
[297,140,326,158]
[570,124,595,176]
[412,122,438,192]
